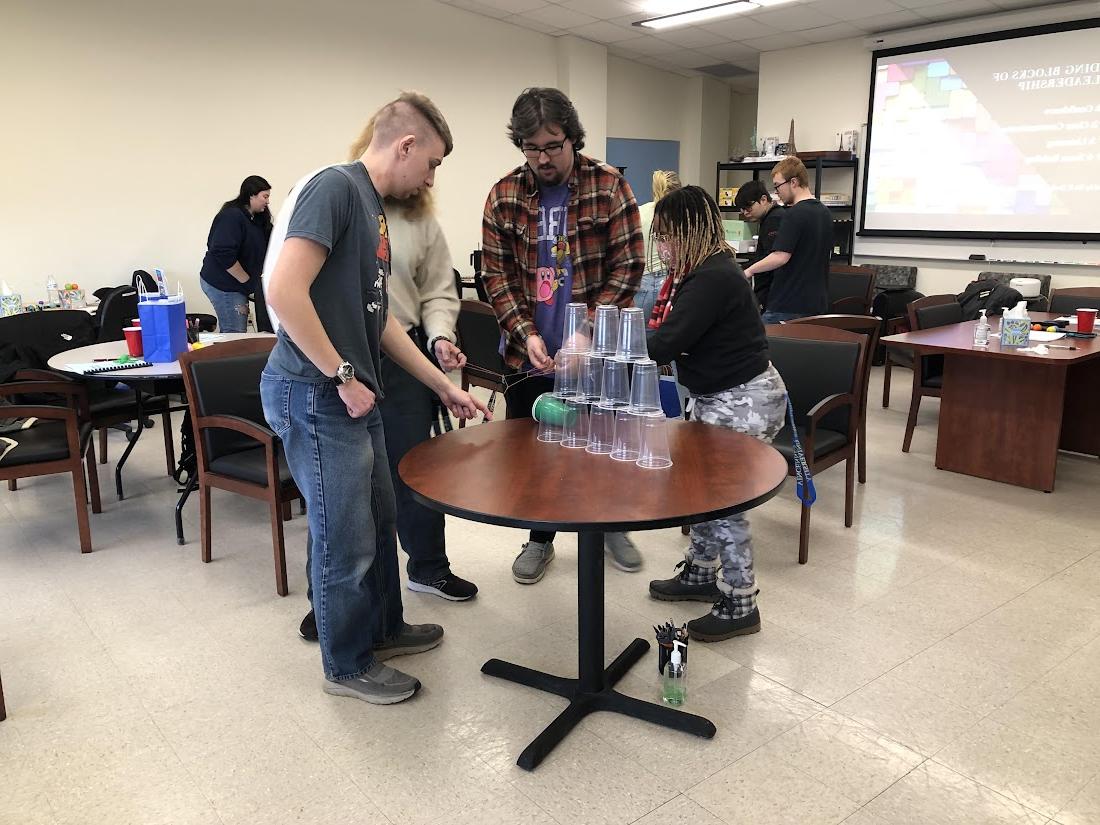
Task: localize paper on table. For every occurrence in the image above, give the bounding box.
[1028,331,1066,342]
[1054,316,1076,323]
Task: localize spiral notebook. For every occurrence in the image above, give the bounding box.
[65,360,152,375]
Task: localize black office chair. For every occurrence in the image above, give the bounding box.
[455,300,506,427]
[766,325,867,565]
[902,297,964,453]
[1049,286,1100,314]
[95,285,138,343]
[132,269,157,294]
[827,265,875,315]
[178,337,300,596]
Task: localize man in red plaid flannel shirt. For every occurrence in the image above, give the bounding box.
[481,87,645,585]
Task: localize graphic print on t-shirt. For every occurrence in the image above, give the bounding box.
[532,183,574,357]
[367,210,389,315]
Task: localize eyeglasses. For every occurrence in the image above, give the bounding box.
[521,141,567,160]
[772,177,794,194]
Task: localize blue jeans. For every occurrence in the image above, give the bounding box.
[260,370,404,680]
[760,311,808,325]
[634,270,667,321]
[200,279,249,333]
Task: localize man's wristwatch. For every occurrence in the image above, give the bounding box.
[334,360,355,385]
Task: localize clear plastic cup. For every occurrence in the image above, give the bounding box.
[537,415,564,443]
[610,409,643,462]
[615,307,649,361]
[578,353,604,402]
[560,302,592,353]
[627,359,661,413]
[637,412,673,469]
[596,357,630,409]
[585,404,616,454]
[552,350,582,399]
[591,304,619,356]
[560,400,590,449]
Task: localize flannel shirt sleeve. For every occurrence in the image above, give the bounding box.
[481,188,536,344]
[594,175,644,308]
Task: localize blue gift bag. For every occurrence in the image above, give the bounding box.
[138,297,188,363]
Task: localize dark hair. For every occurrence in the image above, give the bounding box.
[652,186,731,281]
[222,175,272,231]
[507,87,585,152]
[733,179,770,210]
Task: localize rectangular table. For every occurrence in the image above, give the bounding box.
[883,313,1100,492]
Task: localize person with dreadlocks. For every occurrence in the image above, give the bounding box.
[645,186,787,642]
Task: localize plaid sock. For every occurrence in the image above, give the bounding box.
[678,555,719,586]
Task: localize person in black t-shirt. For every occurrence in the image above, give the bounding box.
[734,180,785,311]
[743,157,832,323]
[645,186,788,642]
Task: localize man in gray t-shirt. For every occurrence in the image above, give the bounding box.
[260,93,490,706]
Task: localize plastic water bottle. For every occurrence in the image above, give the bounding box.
[973,308,990,347]
[46,275,59,306]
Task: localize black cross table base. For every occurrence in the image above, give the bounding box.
[480,530,716,771]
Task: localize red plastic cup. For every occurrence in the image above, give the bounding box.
[131,318,141,327]
[123,326,143,357]
[1076,308,1097,334]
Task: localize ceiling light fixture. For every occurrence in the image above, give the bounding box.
[634,1,759,30]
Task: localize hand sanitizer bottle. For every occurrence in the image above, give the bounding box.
[46,275,59,306]
[662,641,687,706]
[973,309,990,347]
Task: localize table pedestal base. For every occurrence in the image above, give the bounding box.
[481,531,716,771]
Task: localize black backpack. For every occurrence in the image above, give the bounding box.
[956,279,1022,321]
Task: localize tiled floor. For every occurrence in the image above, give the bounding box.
[2,368,1098,825]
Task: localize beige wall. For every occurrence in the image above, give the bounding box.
[756,36,1100,293]
[3,0,720,312]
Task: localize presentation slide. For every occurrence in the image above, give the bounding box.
[862,23,1100,239]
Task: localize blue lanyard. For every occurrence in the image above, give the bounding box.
[785,395,816,507]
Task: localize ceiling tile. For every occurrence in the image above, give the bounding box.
[608,10,652,29]
[444,0,512,17]
[743,31,812,51]
[858,8,930,30]
[502,13,565,33]
[703,16,782,40]
[657,48,722,68]
[570,19,644,42]
[890,0,963,7]
[523,4,599,27]
[915,0,1000,21]
[653,25,728,48]
[558,0,648,19]
[804,0,904,21]
[752,5,841,32]
[698,41,762,61]
[800,21,866,41]
[464,0,548,13]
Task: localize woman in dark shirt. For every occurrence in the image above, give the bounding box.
[199,175,272,332]
[646,186,788,642]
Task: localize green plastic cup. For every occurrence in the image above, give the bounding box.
[532,393,578,427]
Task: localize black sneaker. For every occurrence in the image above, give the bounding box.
[299,610,318,642]
[649,558,721,602]
[407,574,478,602]
[687,605,761,642]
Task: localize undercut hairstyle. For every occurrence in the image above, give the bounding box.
[652,186,732,283]
[507,87,585,151]
[771,156,809,188]
[349,112,435,220]
[651,170,682,202]
[733,179,770,210]
[348,90,453,160]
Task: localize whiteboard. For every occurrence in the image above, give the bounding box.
[854,234,1100,267]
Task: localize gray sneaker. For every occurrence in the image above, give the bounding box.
[374,622,444,661]
[605,532,642,572]
[323,662,421,705]
[512,540,555,584]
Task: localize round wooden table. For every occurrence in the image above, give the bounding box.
[400,417,788,771]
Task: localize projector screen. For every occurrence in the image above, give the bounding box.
[860,19,1100,241]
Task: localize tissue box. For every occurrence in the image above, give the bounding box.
[1000,317,1031,347]
[0,294,23,316]
[59,288,86,309]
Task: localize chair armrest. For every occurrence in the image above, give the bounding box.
[807,392,854,446]
[0,381,87,401]
[195,414,277,447]
[15,368,76,383]
[0,404,77,423]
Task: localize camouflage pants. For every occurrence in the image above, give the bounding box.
[689,364,786,614]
